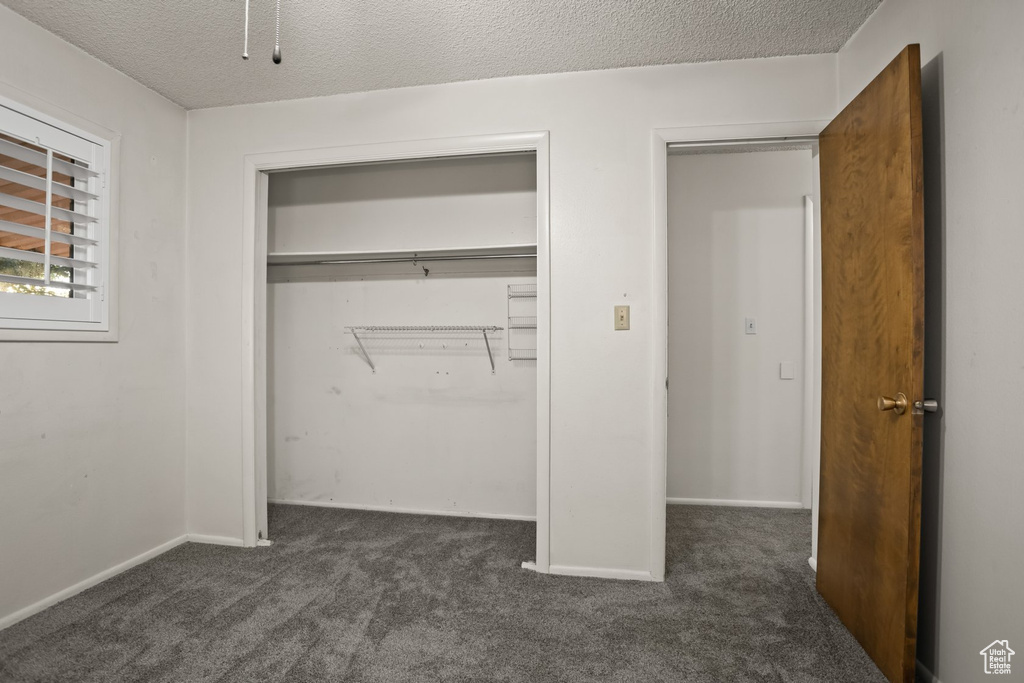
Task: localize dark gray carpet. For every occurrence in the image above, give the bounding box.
[0,505,890,682]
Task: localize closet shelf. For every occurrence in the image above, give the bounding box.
[507,283,537,299]
[345,325,504,374]
[346,325,503,332]
[508,317,537,330]
[268,244,537,266]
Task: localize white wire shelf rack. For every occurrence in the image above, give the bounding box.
[508,283,538,299]
[507,284,538,361]
[347,325,502,332]
[508,316,537,330]
[345,325,504,374]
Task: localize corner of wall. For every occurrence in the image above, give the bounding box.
[833,52,842,116]
[916,659,942,683]
[182,110,192,536]
[833,0,893,111]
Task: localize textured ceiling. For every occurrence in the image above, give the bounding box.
[1,0,881,110]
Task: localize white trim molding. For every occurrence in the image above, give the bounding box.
[186,534,245,547]
[916,659,942,683]
[652,120,829,584]
[268,498,536,522]
[0,535,188,631]
[667,497,806,509]
[548,565,658,582]
[240,132,552,577]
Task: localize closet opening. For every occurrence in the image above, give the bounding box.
[244,136,550,571]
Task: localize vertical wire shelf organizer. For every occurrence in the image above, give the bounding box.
[507,284,537,361]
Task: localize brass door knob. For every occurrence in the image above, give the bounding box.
[878,392,908,415]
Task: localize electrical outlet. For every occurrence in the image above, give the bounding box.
[615,305,630,330]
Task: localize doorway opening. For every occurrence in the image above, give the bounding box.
[652,124,826,577]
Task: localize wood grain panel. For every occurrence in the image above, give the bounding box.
[816,44,925,683]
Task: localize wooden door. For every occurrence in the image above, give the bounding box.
[817,45,925,683]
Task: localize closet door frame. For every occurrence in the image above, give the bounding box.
[240,132,552,570]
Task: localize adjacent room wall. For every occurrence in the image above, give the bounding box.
[267,156,537,519]
[0,7,187,625]
[837,2,1024,680]
[666,150,813,507]
[186,54,838,576]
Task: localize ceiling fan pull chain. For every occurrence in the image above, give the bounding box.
[273,0,282,64]
[242,0,250,60]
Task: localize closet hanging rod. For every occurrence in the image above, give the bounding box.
[268,253,536,267]
[267,244,538,267]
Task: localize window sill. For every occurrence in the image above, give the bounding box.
[0,326,118,343]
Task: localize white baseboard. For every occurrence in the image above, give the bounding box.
[667,497,805,509]
[268,498,536,522]
[916,659,941,683]
[0,534,188,632]
[186,534,245,547]
[548,564,657,582]
[808,557,817,572]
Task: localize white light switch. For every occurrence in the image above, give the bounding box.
[615,305,630,330]
[745,318,757,335]
[780,361,795,380]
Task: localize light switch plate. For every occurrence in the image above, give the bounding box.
[745,318,757,334]
[780,361,795,380]
[615,305,630,330]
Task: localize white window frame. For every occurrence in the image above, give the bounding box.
[0,90,119,342]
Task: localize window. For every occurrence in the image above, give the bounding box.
[0,97,113,337]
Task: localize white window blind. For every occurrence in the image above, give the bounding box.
[0,101,111,332]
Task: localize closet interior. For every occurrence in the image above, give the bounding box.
[266,152,539,528]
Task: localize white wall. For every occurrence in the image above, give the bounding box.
[837,2,1024,680]
[267,155,537,519]
[0,7,187,625]
[185,54,838,575]
[269,155,537,252]
[667,150,812,506]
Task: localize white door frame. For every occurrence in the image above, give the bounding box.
[651,121,829,577]
[240,132,553,572]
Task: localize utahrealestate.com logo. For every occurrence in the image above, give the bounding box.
[980,640,1014,675]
